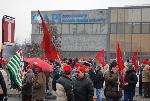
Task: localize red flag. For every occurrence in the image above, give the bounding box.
[134,50,139,73]
[96,49,104,59]
[131,50,139,73]
[95,49,106,68]
[38,10,60,61]
[116,43,125,72]
[131,55,135,65]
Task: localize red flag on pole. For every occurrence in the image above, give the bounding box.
[95,49,106,68]
[131,55,135,65]
[116,42,125,72]
[38,10,60,61]
[131,50,139,73]
[134,50,139,73]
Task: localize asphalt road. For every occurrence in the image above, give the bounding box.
[8,97,56,101]
[8,96,150,101]
[7,87,150,101]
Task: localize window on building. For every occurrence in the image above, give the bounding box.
[117,9,125,22]
[142,23,149,34]
[62,24,69,34]
[85,24,93,34]
[93,24,101,34]
[101,24,107,34]
[117,23,124,34]
[125,23,132,34]
[110,9,117,23]
[77,24,84,34]
[70,24,77,34]
[142,8,150,22]
[133,23,141,34]
[110,23,116,34]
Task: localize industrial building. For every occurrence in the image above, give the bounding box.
[31,6,150,61]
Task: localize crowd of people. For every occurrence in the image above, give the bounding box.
[0,57,150,101]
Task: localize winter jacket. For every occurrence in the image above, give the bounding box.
[32,72,46,100]
[22,70,33,96]
[104,71,122,98]
[124,70,138,92]
[73,76,94,101]
[56,75,74,101]
[142,65,150,82]
[0,70,7,96]
[93,70,104,89]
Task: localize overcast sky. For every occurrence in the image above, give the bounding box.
[0,0,150,44]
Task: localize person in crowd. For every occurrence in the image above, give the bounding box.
[104,65,122,101]
[56,65,74,101]
[73,66,94,101]
[123,63,138,101]
[32,66,46,101]
[142,64,150,97]
[52,62,61,91]
[0,64,8,101]
[22,65,34,101]
[139,64,143,96]
[93,66,104,101]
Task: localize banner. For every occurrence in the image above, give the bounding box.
[2,15,15,46]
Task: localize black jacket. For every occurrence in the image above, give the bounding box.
[124,70,138,92]
[57,75,74,101]
[0,71,7,96]
[73,76,94,101]
[93,70,104,89]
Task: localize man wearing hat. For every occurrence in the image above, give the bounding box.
[73,66,94,101]
[56,65,74,101]
[123,63,138,101]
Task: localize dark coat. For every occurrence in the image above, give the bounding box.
[56,75,74,101]
[22,71,33,96]
[0,71,7,96]
[124,70,138,92]
[93,70,104,89]
[73,76,94,101]
[32,72,46,100]
[104,71,122,98]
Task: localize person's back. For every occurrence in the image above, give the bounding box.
[22,68,33,101]
[93,66,104,101]
[56,65,74,101]
[32,67,46,101]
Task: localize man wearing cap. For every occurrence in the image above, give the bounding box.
[123,63,138,101]
[56,65,74,101]
[73,66,94,101]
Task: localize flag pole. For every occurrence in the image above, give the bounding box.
[117,72,120,91]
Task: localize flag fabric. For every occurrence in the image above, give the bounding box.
[95,49,106,68]
[131,50,139,72]
[131,55,135,65]
[6,48,24,87]
[38,10,60,61]
[116,43,125,72]
[134,50,139,73]
[2,15,15,46]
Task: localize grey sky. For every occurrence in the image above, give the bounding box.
[0,0,150,44]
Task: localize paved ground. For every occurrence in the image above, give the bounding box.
[7,96,150,101]
[7,88,150,101]
[8,97,56,101]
